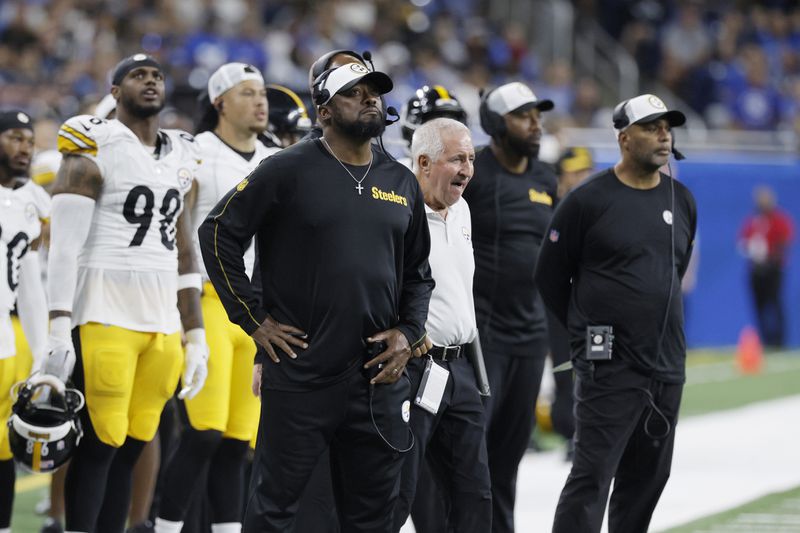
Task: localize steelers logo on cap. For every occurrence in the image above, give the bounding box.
[349,63,369,74]
[648,96,666,109]
[17,112,30,124]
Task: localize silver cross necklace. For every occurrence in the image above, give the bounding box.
[320,137,373,195]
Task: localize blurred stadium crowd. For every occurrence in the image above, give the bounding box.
[1,0,799,134]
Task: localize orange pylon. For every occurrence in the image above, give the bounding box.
[736,326,764,375]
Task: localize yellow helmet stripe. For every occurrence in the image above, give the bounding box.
[433,85,452,100]
[266,84,309,119]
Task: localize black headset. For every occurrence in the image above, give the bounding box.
[478,87,506,138]
[309,49,364,86]
[311,67,337,107]
[311,53,399,126]
[612,99,631,130]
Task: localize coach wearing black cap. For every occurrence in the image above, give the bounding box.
[536,94,697,533]
[199,62,433,533]
[462,81,556,533]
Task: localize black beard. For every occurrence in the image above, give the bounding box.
[0,153,28,179]
[505,133,540,159]
[332,111,385,140]
[119,92,164,119]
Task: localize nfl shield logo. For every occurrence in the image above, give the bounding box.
[549,229,560,243]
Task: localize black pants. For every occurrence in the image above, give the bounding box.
[750,263,785,347]
[482,345,548,533]
[393,357,492,533]
[244,370,410,533]
[546,311,575,440]
[552,361,683,533]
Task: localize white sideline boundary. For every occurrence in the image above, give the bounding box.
[401,394,800,532]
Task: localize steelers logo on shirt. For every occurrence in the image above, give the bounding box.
[25,203,37,222]
[177,168,193,190]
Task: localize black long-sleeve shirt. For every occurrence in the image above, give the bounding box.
[462,147,557,357]
[198,139,434,391]
[535,169,697,383]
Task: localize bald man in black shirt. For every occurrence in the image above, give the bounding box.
[199,62,433,533]
[536,94,697,533]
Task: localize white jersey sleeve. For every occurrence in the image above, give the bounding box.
[57,115,114,177]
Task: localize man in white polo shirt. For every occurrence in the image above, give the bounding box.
[392,118,492,533]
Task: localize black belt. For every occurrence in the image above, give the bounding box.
[428,344,466,362]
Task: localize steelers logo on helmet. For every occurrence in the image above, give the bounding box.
[7,374,85,473]
[400,84,468,145]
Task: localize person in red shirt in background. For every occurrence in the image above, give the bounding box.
[739,185,795,348]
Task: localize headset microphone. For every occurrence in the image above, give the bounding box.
[362,50,374,70]
[385,106,399,125]
[671,133,686,161]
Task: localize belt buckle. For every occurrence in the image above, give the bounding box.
[442,345,460,362]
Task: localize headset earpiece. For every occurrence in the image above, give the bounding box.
[612,100,630,131]
[311,68,337,107]
[479,87,505,138]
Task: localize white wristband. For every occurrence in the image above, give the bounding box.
[185,328,207,347]
[50,316,72,340]
[178,273,203,291]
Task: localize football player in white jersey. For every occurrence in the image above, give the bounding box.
[154,62,279,533]
[44,54,209,533]
[0,110,50,533]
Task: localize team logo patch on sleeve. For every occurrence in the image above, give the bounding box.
[549,229,560,242]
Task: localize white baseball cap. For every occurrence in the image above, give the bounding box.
[485,82,554,116]
[208,63,264,102]
[316,62,393,106]
[613,94,686,136]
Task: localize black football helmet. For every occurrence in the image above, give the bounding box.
[400,85,468,145]
[266,84,312,146]
[7,374,84,473]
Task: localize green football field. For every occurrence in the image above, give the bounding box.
[10,349,800,532]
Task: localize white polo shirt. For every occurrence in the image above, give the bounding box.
[424,197,478,346]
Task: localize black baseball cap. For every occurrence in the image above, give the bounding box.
[111,53,163,85]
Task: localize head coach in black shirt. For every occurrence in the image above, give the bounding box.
[461,81,556,533]
[536,94,697,533]
[198,62,434,532]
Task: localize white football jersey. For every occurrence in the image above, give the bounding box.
[192,132,279,281]
[0,180,50,359]
[57,116,201,333]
